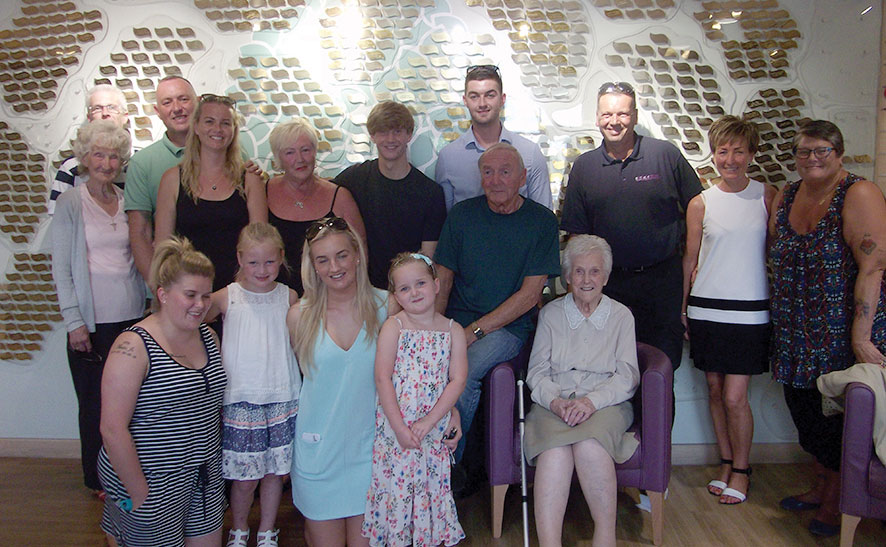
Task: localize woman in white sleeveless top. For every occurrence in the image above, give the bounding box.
[681,116,776,505]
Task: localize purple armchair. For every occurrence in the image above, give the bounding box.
[839,382,886,547]
[484,342,673,545]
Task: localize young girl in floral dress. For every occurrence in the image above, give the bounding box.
[363,253,467,546]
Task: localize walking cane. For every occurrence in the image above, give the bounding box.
[517,377,530,547]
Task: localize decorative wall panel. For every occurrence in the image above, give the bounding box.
[0,0,880,445]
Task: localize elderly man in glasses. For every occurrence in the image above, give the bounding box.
[560,81,702,374]
[48,84,131,215]
[434,64,552,211]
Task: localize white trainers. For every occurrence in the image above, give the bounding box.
[226,528,249,547]
[257,529,279,547]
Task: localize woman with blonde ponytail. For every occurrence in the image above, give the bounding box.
[97,237,227,547]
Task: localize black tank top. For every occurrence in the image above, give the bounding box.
[174,170,249,291]
[269,185,340,296]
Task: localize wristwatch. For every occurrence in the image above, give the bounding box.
[472,322,486,340]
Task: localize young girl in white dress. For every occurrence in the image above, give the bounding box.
[206,223,300,547]
[363,253,467,546]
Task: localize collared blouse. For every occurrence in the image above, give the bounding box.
[526,293,639,411]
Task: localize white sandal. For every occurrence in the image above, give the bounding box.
[257,528,279,547]
[226,529,249,547]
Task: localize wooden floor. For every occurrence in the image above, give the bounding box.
[1,458,882,546]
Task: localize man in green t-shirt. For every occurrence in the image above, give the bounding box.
[434,143,560,494]
[124,75,197,281]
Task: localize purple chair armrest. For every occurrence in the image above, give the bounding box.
[486,359,520,486]
[840,382,883,518]
[636,342,673,493]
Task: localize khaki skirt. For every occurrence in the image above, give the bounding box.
[523,400,638,466]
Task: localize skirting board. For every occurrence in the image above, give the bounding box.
[0,438,81,459]
[2,438,812,464]
[673,443,813,465]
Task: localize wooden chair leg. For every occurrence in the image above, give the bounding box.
[648,490,664,546]
[840,513,861,547]
[491,484,509,538]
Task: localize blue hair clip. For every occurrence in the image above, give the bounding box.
[411,253,432,266]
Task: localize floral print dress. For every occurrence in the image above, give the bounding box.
[363,319,464,547]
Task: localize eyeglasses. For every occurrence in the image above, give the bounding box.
[598,81,635,98]
[466,64,500,76]
[305,216,349,242]
[88,104,123,114]
[199,93,235,106]
[793,146,834,159]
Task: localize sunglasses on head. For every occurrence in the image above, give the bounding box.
[466,64,500,76]
[305,216,349,242]
[199,93,235,106]
[598,81,635,98]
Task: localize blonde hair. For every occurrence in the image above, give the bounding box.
[292,220,380,376]
[235,222,290,280]
[269,117,319,169]
[179,97,244,203]
[149,236,214,312]
[387,252,436,292]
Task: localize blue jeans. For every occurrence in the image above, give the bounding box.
[454,329,523,461]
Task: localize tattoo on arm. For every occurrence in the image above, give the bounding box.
[860,233,877,255]
[855,298,872,319]
[110,340,138,360]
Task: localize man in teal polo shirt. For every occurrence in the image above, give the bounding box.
[434,142,560,496]
[125,75,197,281]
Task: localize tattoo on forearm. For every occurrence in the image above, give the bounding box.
[855,298,872,319]
[110,340,137,360]
[860,233,877,255]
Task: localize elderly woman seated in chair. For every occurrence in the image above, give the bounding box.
[525,235,640,547]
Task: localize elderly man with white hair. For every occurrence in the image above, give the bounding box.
[48,83,130,214]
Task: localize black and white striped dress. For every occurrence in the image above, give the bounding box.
[98,323,227,546]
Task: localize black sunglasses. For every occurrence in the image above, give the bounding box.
[305,216,349,242]
[598,81,635,98]
[200,93,235,106]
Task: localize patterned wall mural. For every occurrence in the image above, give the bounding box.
[0,0,878,378]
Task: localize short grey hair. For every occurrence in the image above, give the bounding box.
[72,119,132,171]
[477,142,525,172]
[562,235,613,280]
[86,84,126,111]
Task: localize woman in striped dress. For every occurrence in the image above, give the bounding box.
[98,237,227,547]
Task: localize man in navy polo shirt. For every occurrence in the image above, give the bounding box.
[560,82,702,372]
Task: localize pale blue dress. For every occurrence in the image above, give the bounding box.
[291,288,387,520]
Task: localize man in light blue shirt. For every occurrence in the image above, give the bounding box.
[435,65,552,211]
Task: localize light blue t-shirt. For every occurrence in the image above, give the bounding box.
[434,124,553,211]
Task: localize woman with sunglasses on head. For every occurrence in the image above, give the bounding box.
[287,217,461,546]
[768,120,886,537]
[154,93,267,292]
[267,118,365,296]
